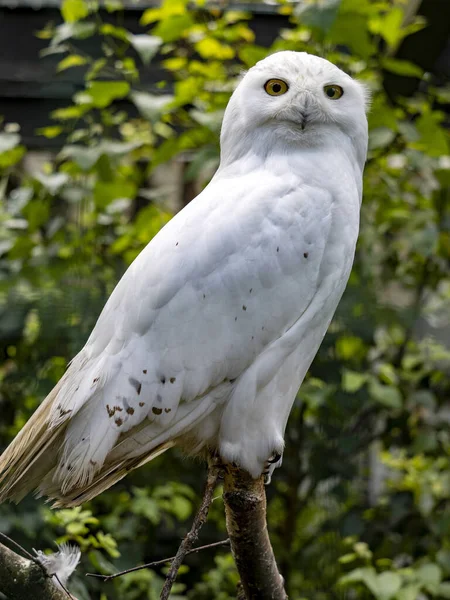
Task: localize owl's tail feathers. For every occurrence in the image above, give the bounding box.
[39,439,175,508]
[0,391,175,507]
[0,380,67,504]
[0,377,175,507]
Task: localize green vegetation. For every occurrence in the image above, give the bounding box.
[0,0,449,598]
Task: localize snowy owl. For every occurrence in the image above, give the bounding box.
[0,51,368,506]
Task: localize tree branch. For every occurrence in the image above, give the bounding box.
[223,465,287,600]
[0,540,72,600]
[159,462,220,600]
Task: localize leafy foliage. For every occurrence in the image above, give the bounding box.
[0,0,449,599]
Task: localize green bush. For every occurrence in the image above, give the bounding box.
[0,1,449,598]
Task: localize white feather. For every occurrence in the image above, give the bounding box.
[34,543,80,588]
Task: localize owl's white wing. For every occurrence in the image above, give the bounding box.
[0,166,334,504]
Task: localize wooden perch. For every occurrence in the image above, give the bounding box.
[0,540,71,600]
[223,466,287,600]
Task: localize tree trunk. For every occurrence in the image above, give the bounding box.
[223,466,287,600]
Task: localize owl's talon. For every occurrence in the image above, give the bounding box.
[263,451,283,485]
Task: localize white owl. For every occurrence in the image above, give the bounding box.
[0,51,368,506]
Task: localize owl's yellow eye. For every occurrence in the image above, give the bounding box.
[324,85,344,100]
[264,79,289,96]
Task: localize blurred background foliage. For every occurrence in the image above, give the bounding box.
[0,0,449,598]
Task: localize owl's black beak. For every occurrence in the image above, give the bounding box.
[298,112,307,130]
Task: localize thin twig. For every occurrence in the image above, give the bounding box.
[85,539,230,581]
[52,573,77,600]
[159,461,221,600]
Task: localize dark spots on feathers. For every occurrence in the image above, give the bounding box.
[170,377,176,384]
[262,326,264,330]
[129,377,142,395]
[277,247,279,252]
[242,305,247,311]
[160,376,166,384]
[58,407,72,417]
[143,369,147,374]
[157,394,162,403]
[252,336,254,340]
[176,242,178,246]
[89,459,97,466]
[203,294,206,299]
[126,407,135,415]
[139,402,145,407]
[249,288,252,293]
[304,252,309,258]
[106,404,123,418]
[115,417,123,426]
[93,377,99,383]
[152,407,163,415]
[235,317,237,321]
[164,408,171,413]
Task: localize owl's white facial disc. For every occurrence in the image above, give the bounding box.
[220,51,369,170]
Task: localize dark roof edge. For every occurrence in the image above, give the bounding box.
[0,0,281,14]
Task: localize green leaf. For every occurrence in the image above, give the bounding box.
[368,379,402,409]
[328,13,375,59]
[99,23,129,42]
[342,370,368,393]
[0,133,20,153]
[339,567,380,597]
[61,0,88,23]
[437,583,450,599]
[128,34,161,65]
[52,22,96,46]
[336,335,366,360]
[369,127,396,150]
[86,81,130,108]
[238,45,268,68]
[0,146,25,168]
[397,585,421,600]
[35,173,69,195]
[382,58,423,78]
[153,14,194,43]
[413,113,449,157]
[51,105,88,121]
[57,54,87,72]
[294,0,341,32]
[140,0,187,25]
[94,179,137,209]
[195,38,235,60]
[36,126,63,139]
[131,92,173,122]
[376,572,401,599]
[416,563,442,594]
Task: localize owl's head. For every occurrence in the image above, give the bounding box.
[220,51,369,170]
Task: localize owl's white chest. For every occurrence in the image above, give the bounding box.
[184,150,361,473]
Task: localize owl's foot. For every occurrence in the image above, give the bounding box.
[263,451,283,485]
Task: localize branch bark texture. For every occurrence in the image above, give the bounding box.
[223,466,287,600]
[0,541,69,600]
